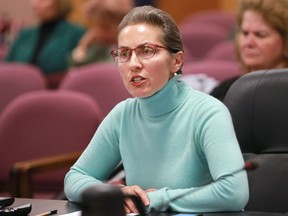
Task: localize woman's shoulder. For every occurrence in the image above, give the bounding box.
[111,98,136,112]
[186,85,229,112]
[17,25,39,35]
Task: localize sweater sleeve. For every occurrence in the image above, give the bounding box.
[64,105,122,202]
[147,102,249,213]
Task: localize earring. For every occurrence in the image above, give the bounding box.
[174,72,178,76]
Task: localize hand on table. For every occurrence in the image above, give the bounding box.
[120,185,157,213]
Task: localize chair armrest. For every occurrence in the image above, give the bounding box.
[10,151,81,198]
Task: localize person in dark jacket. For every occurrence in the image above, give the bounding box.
[5,0,85,87]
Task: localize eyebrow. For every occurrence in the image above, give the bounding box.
[117,42,152,49]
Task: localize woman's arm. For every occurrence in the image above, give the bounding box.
[147,105,249,213]
[64,108,122,202]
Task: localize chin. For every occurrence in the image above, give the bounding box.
[131,90,155,98]
[244,61,263,69]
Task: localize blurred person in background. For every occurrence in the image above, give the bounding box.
[5,0,85,87]
[70,0,155,67]
[211,0,288,101]
[70,0,133,66]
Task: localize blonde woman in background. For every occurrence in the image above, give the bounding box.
[211,0,288,101]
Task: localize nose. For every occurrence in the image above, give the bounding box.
[243,33,256,47]
[128,50,142,70]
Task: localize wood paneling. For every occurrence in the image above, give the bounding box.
[0,0,238,28]
[68,0,90,27]
[219,0,238,14]
[156,0,238,25]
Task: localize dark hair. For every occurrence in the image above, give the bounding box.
[118,5,183,54]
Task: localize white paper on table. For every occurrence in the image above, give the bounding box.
[58,210,140,216]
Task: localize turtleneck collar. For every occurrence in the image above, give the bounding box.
[138,75,189,117]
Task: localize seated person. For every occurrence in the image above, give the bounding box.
[64,6,249,214]
[70,0,133,66]
[211,0,288,101]
[5,0,85,78]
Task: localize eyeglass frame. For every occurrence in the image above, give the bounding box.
[110,43,179,63]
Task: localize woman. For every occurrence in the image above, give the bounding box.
[211,0,288,101]
[70,0,133,66]
[5,0,85,86]
[64,6,248,213]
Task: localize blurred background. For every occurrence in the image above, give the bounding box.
[1,0,237,27]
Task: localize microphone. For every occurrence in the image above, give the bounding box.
[152,161,258,212]
[81,184,146,216]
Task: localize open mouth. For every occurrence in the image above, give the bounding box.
[132,77,144,83]
[130,76,146,85]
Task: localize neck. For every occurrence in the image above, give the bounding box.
[137,75,189,117]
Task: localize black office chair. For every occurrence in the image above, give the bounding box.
[223,68,288,213]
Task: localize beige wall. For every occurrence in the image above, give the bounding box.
[0,0,88,27]
[1,0,37,25]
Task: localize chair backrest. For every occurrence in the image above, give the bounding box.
[182,60,244,82]
[181,10,236,34]
[0,90,103,197]
[59,62,131,117]
[0,62,47,115]
[180,22,228,60]
[205,40,237,61]
[223,69,288,213]
[224,69,288,153]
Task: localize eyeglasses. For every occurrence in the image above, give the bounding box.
[110,43,169,63]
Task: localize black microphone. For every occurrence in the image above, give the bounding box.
[81,184,146,216]
[152,161,258,212]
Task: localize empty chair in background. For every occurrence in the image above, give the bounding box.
[0,62,46,115]
[181,60,244,93]
[205,41,237,61]
[181,10,236,35]
[223,69,288,213]
[180,22,228,61]
[182,45,194,64]
[59,62,131,117]
[0,90,103,198]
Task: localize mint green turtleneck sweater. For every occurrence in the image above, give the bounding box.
[64,75,249,213]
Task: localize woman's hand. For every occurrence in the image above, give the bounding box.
[119,185,156,213]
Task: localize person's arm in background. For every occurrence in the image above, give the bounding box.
[70,0,133,65]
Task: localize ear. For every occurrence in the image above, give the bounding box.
[171,51,184,73]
